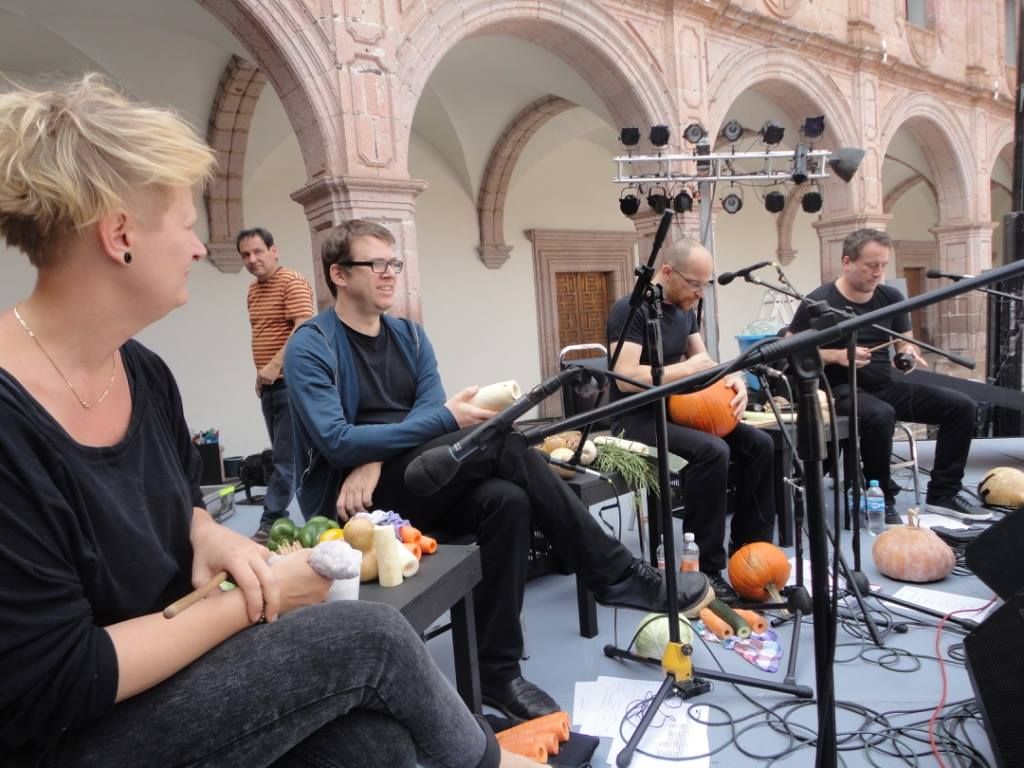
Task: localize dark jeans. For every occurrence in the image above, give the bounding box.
[260,380,296,527]
[831,378,976,501]
[373,428,635,688]
[619,412,776,574]
[15,602,492,768]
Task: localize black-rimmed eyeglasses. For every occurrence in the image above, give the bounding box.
[341,258,404,274]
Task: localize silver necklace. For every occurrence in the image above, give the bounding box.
[13,304,117,410]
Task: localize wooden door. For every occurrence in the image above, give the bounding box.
[556,271,611,361]
[903,266,928,343]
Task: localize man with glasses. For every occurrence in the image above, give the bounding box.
[606,238,776,602]
[284,220,714,722]
[788,228,986,522]
[238,226,315,544]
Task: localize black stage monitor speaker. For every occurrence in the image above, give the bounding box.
[965,511,1024,599]
[964,592,1024,768]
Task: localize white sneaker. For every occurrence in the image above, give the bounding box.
[925,493,993,522]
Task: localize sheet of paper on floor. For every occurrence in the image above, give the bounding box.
[891,585,998,622]
[606,702,710,767]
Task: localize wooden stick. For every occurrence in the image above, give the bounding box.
[163,570,229,618]
[867,339,899,353]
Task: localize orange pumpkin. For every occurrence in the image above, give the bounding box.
[667,380,739,437]
[728,542,791,602]
[871,510,955,583]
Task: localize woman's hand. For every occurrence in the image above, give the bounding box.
[336,461,382,521]
[725,374,748,420]
[190,508,275,623]
[268,550,332,614]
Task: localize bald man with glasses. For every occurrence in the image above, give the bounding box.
[606,238,776,602]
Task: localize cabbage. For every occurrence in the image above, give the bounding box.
[634,612,694,660]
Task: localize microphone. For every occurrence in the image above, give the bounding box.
[748,363,785,379]
[717,261,773,286]
[650,210,674,259]
[540,451,613,481]
[404,367,598,496]
[926,268,974,281]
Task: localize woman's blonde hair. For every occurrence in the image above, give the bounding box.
[0,74,216,267]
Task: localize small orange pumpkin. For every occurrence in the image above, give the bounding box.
[728,542,791,602]
[668,381,739,437]
[871,509,955,583]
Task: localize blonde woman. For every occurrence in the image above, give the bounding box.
[0,76,530,768]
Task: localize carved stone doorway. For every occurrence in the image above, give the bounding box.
[527,229,637,417]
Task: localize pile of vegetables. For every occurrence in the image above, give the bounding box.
[266,516,340,551]
[495,711,571,763]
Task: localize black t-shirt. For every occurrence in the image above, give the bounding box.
[343,321,416,424]
[605,296,697,402]
[0,341,203,755]
[788,281,911,389]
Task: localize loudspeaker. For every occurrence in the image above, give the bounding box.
[964,592,1024,768]
[965,511,1024,599]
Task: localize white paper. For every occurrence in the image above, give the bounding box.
[607,702,710,767]
[914,513,969,530]
[891,585,998,621]
[572,676,669,738]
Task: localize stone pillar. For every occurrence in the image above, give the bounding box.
[290,175,429,320]
[929,222,996,377]
[812,213,893,283]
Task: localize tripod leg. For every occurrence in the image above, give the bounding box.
[614,675,679,768]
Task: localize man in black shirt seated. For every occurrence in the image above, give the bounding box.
[284,220,714,722]
[788,228,987,522]
[606,238,776,602]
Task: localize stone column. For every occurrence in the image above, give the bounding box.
[812,213,893,283]
[929,222,996,377]
[290,175,429,320]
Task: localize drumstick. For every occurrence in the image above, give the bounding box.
[867,339,900,353]
[163,570,229,618]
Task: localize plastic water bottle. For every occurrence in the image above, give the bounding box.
[680,533,700,572]
[865,480,886,536]
[655,543,666,570]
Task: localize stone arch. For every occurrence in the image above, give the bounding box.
[396,1,674,155]
[477,96,577,269]
[197,0,344,181]
[877,93,976,222]
[883,172,936,213]
[205,55,268,273]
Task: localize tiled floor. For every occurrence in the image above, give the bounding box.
[222,437,1017,766]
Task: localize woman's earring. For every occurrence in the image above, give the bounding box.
[123,252,132,264]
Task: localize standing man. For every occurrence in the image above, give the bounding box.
[606,238,776,601]
[284,220,713,722]
[788,228,986,522]
[239,227,315,543]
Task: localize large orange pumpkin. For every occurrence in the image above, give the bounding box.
[668,380,739,437]
[728,542,791,602]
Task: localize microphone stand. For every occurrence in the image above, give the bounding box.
[519,260,1024,768]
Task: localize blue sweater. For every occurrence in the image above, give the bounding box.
[284,308,458,519]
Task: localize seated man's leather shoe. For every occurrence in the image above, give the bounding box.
[481,676,560,722]
[594,559,715,618]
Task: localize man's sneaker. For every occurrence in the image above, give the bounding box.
[925,493,993,522]
[251,522,272,545]
[707,572,739,603]
[594,559,715,618]
[884,500,903,526]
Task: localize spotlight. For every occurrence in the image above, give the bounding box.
[673,190,694,213]
[649,125,671,147]
[791,143,809,184]
[721,192,743,214]
[764,190,786,214]
[759,120,785,145]
[619,188,640,216]
[619,127,640,147]
[802,191,823,213]
[720,119,744,143]
[801,116,825,139]
[647,186,670,214]
[827,147,866,183]
[683,122,707,144]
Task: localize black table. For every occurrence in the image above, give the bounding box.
[360,544,482,713]
[749,415,850,547]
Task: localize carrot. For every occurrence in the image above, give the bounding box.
[497,730,559,755]
[496,710,570,742]
[499,739,547,763]
[699,607,734,640]
[419,535,438,554]
[735,609,768,635]
[399,525,421,544]
[403,541,422,560]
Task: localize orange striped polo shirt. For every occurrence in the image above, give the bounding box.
[247,266,315,375]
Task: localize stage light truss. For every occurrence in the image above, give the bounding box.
[612,147,835,186]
